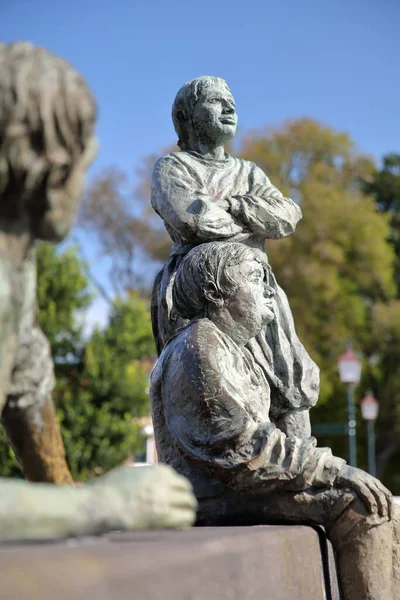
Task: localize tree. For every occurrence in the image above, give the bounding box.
[360,154,400,484]
[36,243,93,360]
[239,120,400,483]
[0,247,155,481]
[0,243,92,477]
[54,291,155,480]
[73,118,400,490]
[76,150,176,298]
[362,153,400,290]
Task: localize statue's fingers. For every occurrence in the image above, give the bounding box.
[167,474,194,490]
[372,479,393,519]
[369,482,388,519]
[161,506,197,529]
[168,491,198,511]
[356,481,378,515]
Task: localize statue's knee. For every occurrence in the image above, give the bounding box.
[330,494,393,553]
[327,491,369,548]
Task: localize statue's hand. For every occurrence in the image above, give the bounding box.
[90,464,198,531]
[336,465,393,519]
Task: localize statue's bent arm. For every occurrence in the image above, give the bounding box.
[161,337,339,492]
[151,157,242,242]
[229,166,303,239]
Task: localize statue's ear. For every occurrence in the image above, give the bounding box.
[204,282,223,309]
[176,109,187,124]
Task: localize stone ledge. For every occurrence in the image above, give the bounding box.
[0,525,340,600]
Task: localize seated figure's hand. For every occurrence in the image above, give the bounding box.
[89,464,197,531]
[336,465,393,520]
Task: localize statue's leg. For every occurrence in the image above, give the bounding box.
[2,326,72,484]
[280,488,394,600]
[328,501,393,600]
[215,487,395,600]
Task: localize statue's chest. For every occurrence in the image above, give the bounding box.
[220,346,270,423]
[200,165,250,200]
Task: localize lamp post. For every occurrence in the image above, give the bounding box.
[361,391,379,477]
[338,347,362,467]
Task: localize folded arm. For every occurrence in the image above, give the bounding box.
[151,157,242,243]
[227,166,303,238]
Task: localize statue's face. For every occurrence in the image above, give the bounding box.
[32,137,98,242]
[224,259,275,337]
[191,84,237,147]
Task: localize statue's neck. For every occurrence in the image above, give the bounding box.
[186,140,225,161]
[208,310,253,348]
[0,216,35,262]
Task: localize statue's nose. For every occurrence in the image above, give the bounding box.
[264,284,275,298]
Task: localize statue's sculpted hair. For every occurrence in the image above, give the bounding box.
[0,42,97,206]
[172,76,230,150]
[173,242,259,320]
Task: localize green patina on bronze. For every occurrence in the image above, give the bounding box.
[0,43,197,538]
[150,76,400,600]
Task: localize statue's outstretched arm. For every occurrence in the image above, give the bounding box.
[0,465,197,541]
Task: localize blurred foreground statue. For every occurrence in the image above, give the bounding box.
[150,76,400,600]
[0,42,197,537]
[0,464,196,541]
[0,41,98,483]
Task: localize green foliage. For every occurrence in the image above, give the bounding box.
[0,244,93,478]
[57,292,154,480]
[240,121,400,487]
[0,246,154,481]
[36,243,92,361]
[359,154,400,484]
[362,153,400,290]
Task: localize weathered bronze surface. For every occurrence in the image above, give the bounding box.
[150,76,400,599]
[0,43,197,539]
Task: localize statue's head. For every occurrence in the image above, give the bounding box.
[173,242,275,340]
[0,42,98,242]
[172,76,237,151]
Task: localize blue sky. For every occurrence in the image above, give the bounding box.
[2,0,399,329]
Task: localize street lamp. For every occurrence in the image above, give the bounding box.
[338,347,362,467]
[361,391,379,477]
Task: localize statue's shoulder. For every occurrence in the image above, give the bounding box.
[163,319,223,365]
[228,154,259,174]
[153,151,191,172]
[152,153,194,191]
